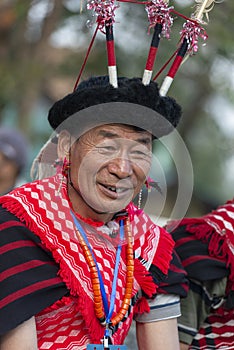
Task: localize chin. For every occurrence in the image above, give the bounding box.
[91,199,131,215]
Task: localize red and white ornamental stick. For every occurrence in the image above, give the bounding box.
[159,36,188,96]
[105,19,118,87]
[143,0,173,85]
[87,0,119,87]
[159,0,214,96]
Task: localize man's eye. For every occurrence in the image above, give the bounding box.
[97,146,117,154]
[133,150,145,155]
[131,149,150,157]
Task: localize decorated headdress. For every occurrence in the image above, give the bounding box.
[47,0,217,135]
[32,0,217,180]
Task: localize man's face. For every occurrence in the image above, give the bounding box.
[68,124,152,217]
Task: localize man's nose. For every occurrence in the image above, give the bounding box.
[107,156,133,178]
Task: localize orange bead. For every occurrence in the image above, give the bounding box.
[90,271,99,279]
[94,304,104,312]
[111,314,122,326]
[96,311,105,319]
[126,282,133,289]
[125,293,132,299]
[121,303,130,311]
[92,284,101,292]
[91,277,100,285]
[90,268,98,275]
[82,246,89,252]
[128,265,134,272]
[94,295,102,303]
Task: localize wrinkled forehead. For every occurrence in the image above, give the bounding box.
[78,123,152,141]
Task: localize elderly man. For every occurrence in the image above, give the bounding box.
[0,76,186,350]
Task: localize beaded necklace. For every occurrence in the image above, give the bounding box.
[71,211,134,334]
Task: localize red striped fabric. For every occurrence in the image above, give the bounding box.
[0,174,177,348]
[167,199,234,349]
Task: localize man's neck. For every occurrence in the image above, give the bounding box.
[67,184,114,224]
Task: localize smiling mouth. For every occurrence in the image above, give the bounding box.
[106,185,127,194]
[99,183,132,196]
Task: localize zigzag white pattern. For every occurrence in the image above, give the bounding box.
[5,174,167,349]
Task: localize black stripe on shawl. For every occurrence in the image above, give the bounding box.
[0,205,68,336]
[171,225,228,282]
[157,249,189,298]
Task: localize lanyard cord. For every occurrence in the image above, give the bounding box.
[71,211,124,324]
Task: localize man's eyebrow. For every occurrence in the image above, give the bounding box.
[98,130,152,144]
[98,130,119,138]
[136,136,152,145]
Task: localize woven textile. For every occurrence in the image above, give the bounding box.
[0,174,174,349]
[189,309,234,350]
[167,199,234,349]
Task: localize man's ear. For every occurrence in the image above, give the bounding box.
[57,130,71,159]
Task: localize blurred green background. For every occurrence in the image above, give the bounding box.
[0,0,233,218]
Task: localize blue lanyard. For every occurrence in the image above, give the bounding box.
[71,211,124,324]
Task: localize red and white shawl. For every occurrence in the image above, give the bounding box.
[0,174,174,349]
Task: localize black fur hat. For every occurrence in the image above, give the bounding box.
[48,76,182,138]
